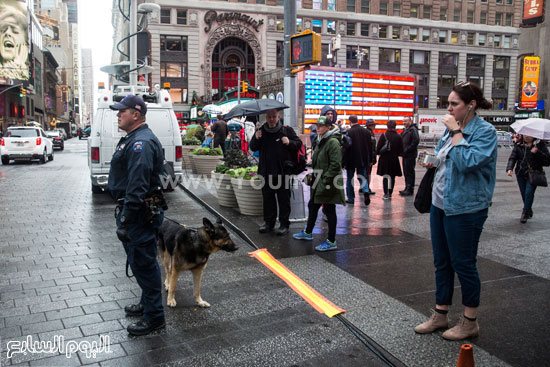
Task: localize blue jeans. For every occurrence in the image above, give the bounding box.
[516,175,537,211]
[430,205,488,308]
[346,167,369,202]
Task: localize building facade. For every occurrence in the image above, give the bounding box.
[112,0,521,128]
[80,48,93,126]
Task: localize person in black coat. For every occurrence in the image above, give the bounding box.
[376,120,404,199]
[343,115,372,205]
[506,135,550,223]
[211,115,228,154]
[249,109,302,235]
[365,119,377,195]
[399,116,420,196]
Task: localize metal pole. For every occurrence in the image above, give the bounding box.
[0,83,23,96]
[129,0,137,93]
[284,0,297,128]
[237,66,241,104]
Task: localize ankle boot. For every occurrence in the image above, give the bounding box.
[414,309,449,334]
[527,208,533,218]
[520,210,528,223]
[442,315,479,340]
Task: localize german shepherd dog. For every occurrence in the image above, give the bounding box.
[157,217,237,308]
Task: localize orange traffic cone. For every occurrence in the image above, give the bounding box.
[456,344,475,367]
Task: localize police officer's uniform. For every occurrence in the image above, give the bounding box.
[108,112,166,333]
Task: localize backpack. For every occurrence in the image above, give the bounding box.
[379,133,391,154]
[341,134,352,167]
[283,126,307,175]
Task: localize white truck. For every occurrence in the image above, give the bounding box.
[87,85,183,194]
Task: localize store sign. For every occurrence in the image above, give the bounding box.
[0,0,29,81]
[522,0,545,26]
[418,115,446,134]
[204,10,264,33]
[515,111,543,119]
[483,116,513,124]
[520,56,540,109]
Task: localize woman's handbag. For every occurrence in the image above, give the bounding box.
[379,133,391,154]
[528,169,548,187]
[414,167,437,213]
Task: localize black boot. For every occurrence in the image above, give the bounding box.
[124,303,144,316]
[127,318,165,336]
[259,222,275,233]
[527,209,533,218]
[520,210,528,223]
[363,192,370,206]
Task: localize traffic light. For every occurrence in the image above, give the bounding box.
[242,81,248,93]
[19,87,25,98]
[290,30,322,66]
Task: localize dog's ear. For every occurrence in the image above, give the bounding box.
[203,218,215,234]
[216,217,223,225]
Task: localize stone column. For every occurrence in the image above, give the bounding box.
[429,51,439,109]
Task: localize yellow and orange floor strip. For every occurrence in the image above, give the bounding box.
[249,248,345,318]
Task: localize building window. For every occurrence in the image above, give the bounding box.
[467,10,474,23]
[347,22,356,36]
[417,74,429,87]
[276,16,284,31]
[277,0,284,5]
[439,52,458,67]
[467,54,485,68]
[422,29,430,42]
[239,0,247,2]
[505,13,513,26]
[409,28,418,41]
[313,0,321,9]
[494,35,501,47]
[467,76,484,89]
[169,89,187,104]
[160,8,170,24]
[161,62,186,78]
[494,56,510,69]
[467,32,475,45]
[451,31,459,43]
[478,34,486,46]
[361,0,370,13]
[296,0,302,7]
[480,11,487,24]
[492,98,507,110]
[493,77,508,89]
[379,48,400,63]
[347,0,355,12]
[411,50,430,64]
[176,10,187,25]
[321,43,331,65]
[346,45,369,68]
[440,8,447,20]
[439,75,457,88]
[454,9,461,22]
[160,35,187,51]
[410,5,418,18]
[439,30,447,43]
[379,25,388,38]
[503,36,511,48]
[506,0,513,4]
[256,0,265,3]
[297,18,303,32]
[312,19,322,33]
[327,20,336,34]
[276,41,284,68]
[393,3,401,16]
[417,95,429,108]
[392,26,401,39]
[495,12,503,25]
[496,0,503,3]
[380,2,388,15]
[327,0,336,10]
[361,23,369,36]
[423,6,431,19]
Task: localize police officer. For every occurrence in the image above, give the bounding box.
[108,95,166,336]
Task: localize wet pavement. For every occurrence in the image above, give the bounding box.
[0,139,548,366]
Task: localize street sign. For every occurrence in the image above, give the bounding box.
[290,30,321,67]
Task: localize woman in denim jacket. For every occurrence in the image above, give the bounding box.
[414,82,497,341]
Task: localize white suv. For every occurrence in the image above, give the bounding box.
[1,126,54,165]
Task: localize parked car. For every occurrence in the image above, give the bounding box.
[79,126,91,140]
[57,128,68,140]
[1,126,54,164]
[46,130,65,150]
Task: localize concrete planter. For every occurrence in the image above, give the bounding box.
[181,145,198,170]
[212,171,238,208]
[230,177,264,216]
[190,154,223,177]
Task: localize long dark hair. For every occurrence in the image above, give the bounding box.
[453,82,492,110]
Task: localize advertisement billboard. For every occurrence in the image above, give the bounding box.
[0,0,29,81]
[520,56,540,109]
[522,0,545,26]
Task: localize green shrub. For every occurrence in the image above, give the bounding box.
[191,147,223,156]
[228,166,259,180]
[182,136,201,145]
[186,126,202,139]
[214,164,230,174]
[222,150,250,169]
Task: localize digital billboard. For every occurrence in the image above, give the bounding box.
[520,56,540,109]
[522,0,545,26]
[303,68,416,133]
[0,0,29,81]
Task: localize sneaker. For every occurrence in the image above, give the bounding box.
[275,226,289,236]
[383,194,391,200]
[259,222,275,233]
[441,315,479,340]
[315,239,337,252]
[293,230,313,240]
[414,309,449,334]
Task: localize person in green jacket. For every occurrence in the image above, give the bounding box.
[293,115,346,251]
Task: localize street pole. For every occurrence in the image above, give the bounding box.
[129,0,138,93]
[0,83,23,96]
[284,0,297,128]
[237,66,241,104]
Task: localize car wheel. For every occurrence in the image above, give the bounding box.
[40,149,47,164]
[60,145,64,151]
[91,184,103,194]
[1,157,9,165]
[48,149,54,161]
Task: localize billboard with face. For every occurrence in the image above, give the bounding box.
[0,0,28,81]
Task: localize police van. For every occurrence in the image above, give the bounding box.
[88,85,183,194]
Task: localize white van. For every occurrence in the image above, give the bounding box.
[88,86,183,194]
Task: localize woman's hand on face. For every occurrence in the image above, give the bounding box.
[507,170,513,176]
[442,114,460,131]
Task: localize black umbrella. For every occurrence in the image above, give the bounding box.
[223,99,289,120]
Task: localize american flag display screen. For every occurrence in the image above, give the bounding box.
[303,69,416,133]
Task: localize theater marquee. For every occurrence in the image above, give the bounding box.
[204,10,264,33]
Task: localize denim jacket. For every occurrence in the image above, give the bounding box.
[435,115,498,216]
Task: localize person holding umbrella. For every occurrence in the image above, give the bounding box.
[506,135,550,223]
[249,108,302,235]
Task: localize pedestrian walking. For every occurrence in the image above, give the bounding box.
[506,135,550,223]
[344,115,372,205]
[399,116,420,196]
[415,81,497,340]
[249,109,302,235]
[293,116,345,251]
[211,114,229,154]
[376,120,404,199]
[365,119,377,195]
[107,95,166,336]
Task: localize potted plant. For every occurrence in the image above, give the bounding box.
[181,133,201,170]
[190,147,223,177]
[229,166,263,216]
[211,150,251,208]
